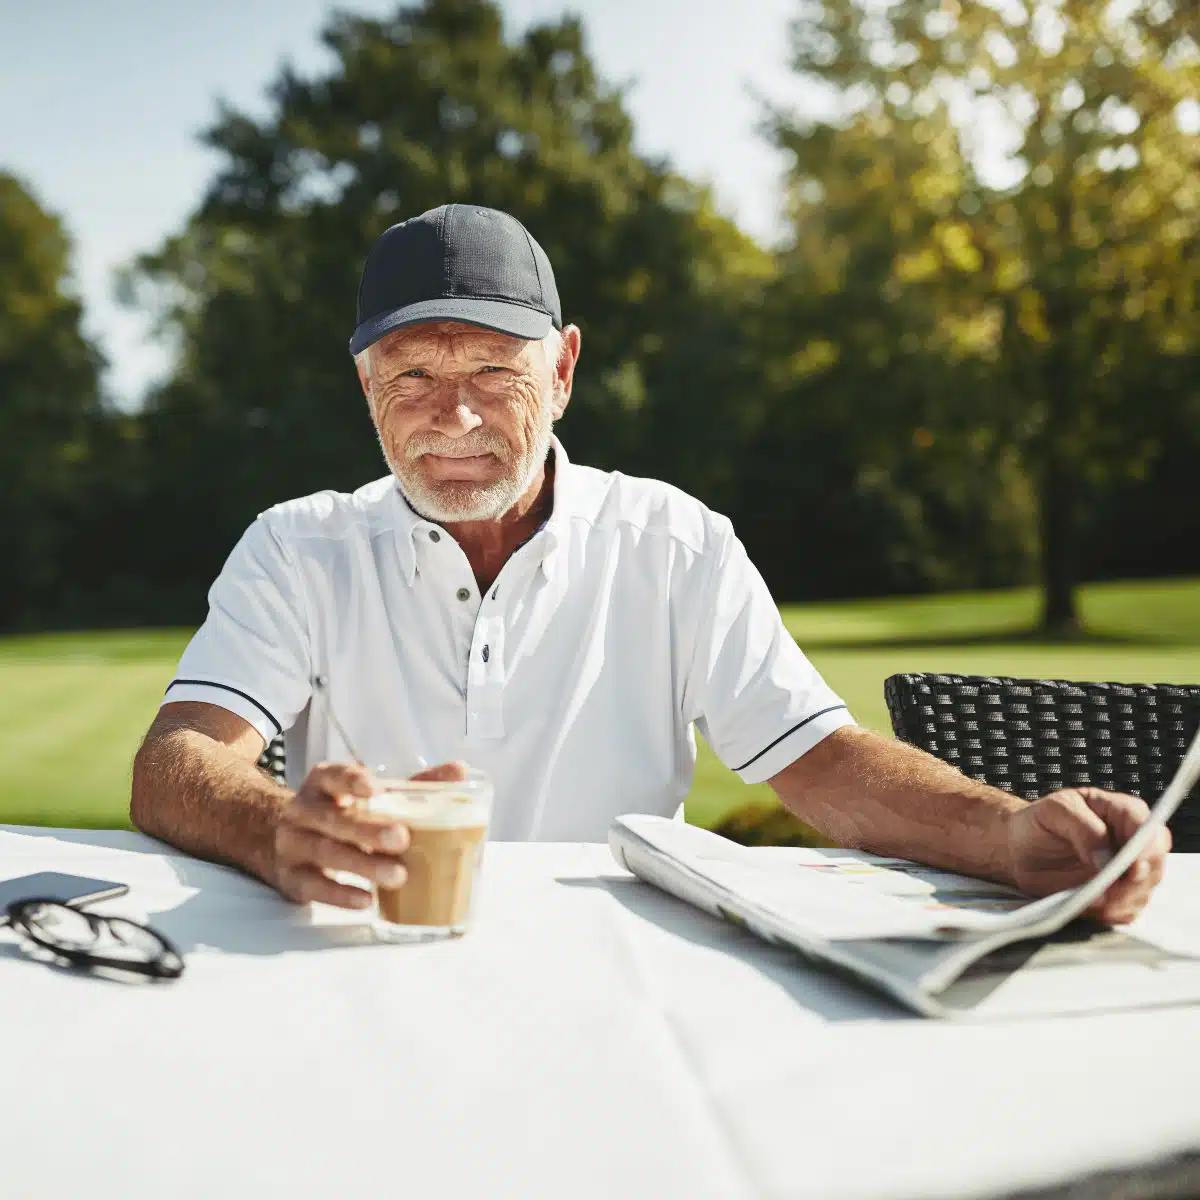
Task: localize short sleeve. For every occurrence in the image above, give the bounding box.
[163,516,313,744]
[681,520,854,784]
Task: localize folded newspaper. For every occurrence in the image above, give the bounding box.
[610,730,1200,1019]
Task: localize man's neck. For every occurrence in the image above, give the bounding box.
[442,457,555,594]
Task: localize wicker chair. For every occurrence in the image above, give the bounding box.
[257,736,287,785]
[884,674,1200,852]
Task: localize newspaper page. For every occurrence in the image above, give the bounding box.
[609,728,1200,1018]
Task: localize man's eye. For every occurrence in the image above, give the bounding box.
[479,365,507,375]
[402,369,427,378]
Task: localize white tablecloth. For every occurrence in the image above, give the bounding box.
[2,825,1199,1200]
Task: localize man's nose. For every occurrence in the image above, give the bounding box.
[431,387,483,437]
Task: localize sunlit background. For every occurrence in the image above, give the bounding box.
[1,0,1197,836]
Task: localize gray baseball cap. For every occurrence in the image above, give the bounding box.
[350,203,562,355]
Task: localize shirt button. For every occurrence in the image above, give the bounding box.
[429,530,441,543]
[456,587,471,602]
[482,645,490,663]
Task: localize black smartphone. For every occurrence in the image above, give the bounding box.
[0,872,129,926]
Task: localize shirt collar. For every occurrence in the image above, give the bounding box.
[389,436,582,586]
[538,436,577,579]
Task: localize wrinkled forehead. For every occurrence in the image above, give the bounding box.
[373,321,534,367]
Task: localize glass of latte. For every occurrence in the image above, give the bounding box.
[367,769,493,941]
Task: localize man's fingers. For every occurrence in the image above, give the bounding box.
[277,825,407,886]
[1139,825,1172,862]
[1040,791,1111,867]
[288,801,410,853]
[1078,788,1152,848]
[1089,849,1166,924]
[287,769,411,853]
[411,760,469,783]
[276,863,374,910]
[1118,827,1173,882]
[304,761,376,807]
[1069,791,1168,924]
[1079,791,1171,884]
[275,759,475,913]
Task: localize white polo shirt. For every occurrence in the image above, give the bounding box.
[165,439,853,841]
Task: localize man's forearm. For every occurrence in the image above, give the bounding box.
[131,726,289,886]
[770,726,1027,885]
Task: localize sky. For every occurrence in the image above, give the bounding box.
[0,0,803,405]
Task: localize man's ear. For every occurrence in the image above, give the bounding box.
[552,325,582,420]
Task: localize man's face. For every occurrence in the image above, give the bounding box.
[358,321,575,523]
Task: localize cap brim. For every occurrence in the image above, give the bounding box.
[349,298,553,355]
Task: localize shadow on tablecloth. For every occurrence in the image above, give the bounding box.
[3,824,385,959]
[144,885,386,958]
[556,874,909,1024]
[1,824,186,856]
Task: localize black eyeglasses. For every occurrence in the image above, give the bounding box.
[6,900,185,980]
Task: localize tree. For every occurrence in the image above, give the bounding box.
[745,65,1039,601]
[769,0,1200,630]
[127,0,771,617]
[0,172,104,628]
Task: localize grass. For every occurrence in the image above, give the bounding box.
[1,579,1197,832]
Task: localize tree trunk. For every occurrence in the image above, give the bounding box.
[1037,456,1082,636]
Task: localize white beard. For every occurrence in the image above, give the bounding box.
[385,399,555,524]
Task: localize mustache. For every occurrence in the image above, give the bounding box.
[403,429,511,461]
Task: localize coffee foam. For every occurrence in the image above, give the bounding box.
[368,790,490,829]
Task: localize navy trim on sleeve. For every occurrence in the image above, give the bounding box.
[165,679,283,737]
[732,704,848,773]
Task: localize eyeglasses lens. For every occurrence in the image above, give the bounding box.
[25,903,100,950]
[105,917,170,963]
[28,905,161,965]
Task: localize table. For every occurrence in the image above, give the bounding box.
[2,825,1199,1200]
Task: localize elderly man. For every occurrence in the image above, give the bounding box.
[132,202,1169,921]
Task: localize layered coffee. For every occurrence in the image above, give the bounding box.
[368,774,492,936]
[377,821,487,927]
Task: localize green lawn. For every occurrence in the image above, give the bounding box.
[1,579,1197,831]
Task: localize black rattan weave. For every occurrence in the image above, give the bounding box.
[257,736,287,785]
[884,674,1200,852]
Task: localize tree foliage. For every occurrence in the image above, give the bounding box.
[0,172,104,626]
[764,0,1200,628]
[124,0,771,613]
[1,0,1198,633]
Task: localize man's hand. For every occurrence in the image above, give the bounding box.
[769,728,1173,922]
[1006,788,1172,924]
[273,759,468,909]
